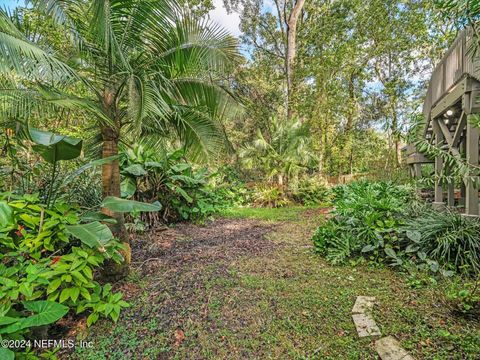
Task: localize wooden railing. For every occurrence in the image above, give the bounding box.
[423,28,480,120]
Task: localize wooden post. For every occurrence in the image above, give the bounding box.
[460,138,466,207]
[447,170,455,206]
[465,115,479,215]
[413,164,422,178]
[433,119,445,209]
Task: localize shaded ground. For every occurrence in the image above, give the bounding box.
[71,207,480,359]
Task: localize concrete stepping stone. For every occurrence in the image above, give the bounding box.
[352,313,381,337]
[352,296,376,314]
[375,336,414,360]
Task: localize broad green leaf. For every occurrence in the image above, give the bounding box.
[19,282,33,298]
[70,287,80,302]
[65,222,113,248]
[81,212,117,224]
[406,230,421,243]
[405,244,419,253]
[123,164,146,176]
[0,316,19,326]
[121,178,137,198]
[101,197,161,213]
[20,301,69,329]
[0,201,13,227]
[361,244,376,253]
[47,278,62,294]
[417,251,427,261]
[384,248,397,259]
[59,288,71,303]
[175,187,193,203]
[29,127,82,164]
[86,312,99,327]
[0,348,14,360]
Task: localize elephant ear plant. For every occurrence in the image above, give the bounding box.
[27,127,82,208]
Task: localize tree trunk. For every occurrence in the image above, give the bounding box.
[101,125,130,279]
[286,0,305,120]
[278,173,284,187]
[391,103,402,166]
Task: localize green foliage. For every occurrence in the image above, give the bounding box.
[0,193,128,357]
[313,181,480,281]
[101,197,161,214]
[250,184,290,208]
[403,209,480,274]
[445,276,480,314]
[27,127,82,164]
[120,144,229,224]
[313,181,411,264]
[290,177,331,206]
[0,300,69,358]
[239,117,316,186]
[0,128,109,209]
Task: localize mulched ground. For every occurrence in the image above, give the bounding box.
[107,218,282,358]
[131,218,279,276]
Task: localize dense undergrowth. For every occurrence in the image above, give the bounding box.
[312,181,480,315]
[0,194,130,360]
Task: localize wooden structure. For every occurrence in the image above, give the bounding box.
[411,28,480,216]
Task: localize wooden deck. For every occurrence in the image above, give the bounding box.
[412,27,480,216]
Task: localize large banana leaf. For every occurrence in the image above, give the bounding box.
[121,178,137,198]
[29,128,82,164]
[102,197,161,213]
[65,221,114,248]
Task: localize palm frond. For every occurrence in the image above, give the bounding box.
[0,9,77,81]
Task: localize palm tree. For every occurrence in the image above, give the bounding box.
[239,117,315,187]
[0,0,240,276]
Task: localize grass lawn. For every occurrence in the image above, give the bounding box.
[70,207,480,359]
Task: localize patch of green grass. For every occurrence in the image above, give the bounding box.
[218,205,326,222]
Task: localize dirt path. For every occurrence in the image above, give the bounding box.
[71,209,480,360]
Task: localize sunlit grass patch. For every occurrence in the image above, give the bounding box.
[218,205,328,222]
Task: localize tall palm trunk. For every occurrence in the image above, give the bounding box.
[101,125,130,279]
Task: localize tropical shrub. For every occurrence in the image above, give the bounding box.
[250,184,290,208]
[209,166,252,207]
[290,177,331,206]
[239,117,316,186]
[0,193,129,358]
[403,208,480,274]
[120,144,227,224]
[313,180,480,280]
[312,181,412,264]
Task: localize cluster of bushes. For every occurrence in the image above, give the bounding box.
[312,181,480,313]
[119,145,245,226]
[118,144,334,226]
[246,177,332,208]
[0,194,130,359]
[0,129,164,358]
